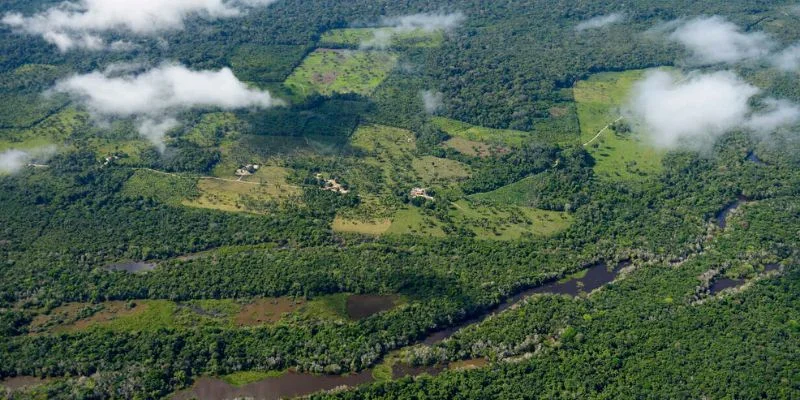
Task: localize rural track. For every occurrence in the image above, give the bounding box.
[583,116,624,146]
[130,167,268,186]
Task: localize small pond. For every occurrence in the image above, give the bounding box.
[346,294,399,320]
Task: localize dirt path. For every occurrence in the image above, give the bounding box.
[583,116,624,147]
[131,168,264,186]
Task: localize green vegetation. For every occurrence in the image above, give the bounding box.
[442,137,495,157]
[1,1,799,399]
[284,49,398,98]
[302,293,350,320]
[386,201,571,240]
[385,207,446,237]
[332,216,393,235]
[320,28,445,49]
[574,69,664,181]
[221,370,286,386]
[121,169,198,206]
[412,156,470,185]
[432,116,531,147]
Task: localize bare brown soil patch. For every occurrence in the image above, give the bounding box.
[449,358,488,371]
[235,298,305,326]
[29,301,145,334]
[1,376,50,391]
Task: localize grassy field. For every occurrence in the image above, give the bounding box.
[350,123,416,155]
[386,207,447,237]
[183,166,301,213]
[442,137,497,157]
[319,28,445,49]
[412,155,471,186]
[574,69,664,181]
[432,117,530,147]
[0,137,54,152]
[349,123,417,189]
[449,200,572,240]
[385,201,572,240]
[332,216,393,235]
[284,49,398,98]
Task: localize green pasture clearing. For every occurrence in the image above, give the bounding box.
[332,216,393,235]
[386,207,447,237]
[386,201,571,240]
[183,168,301,214]
[412,155,471,185]
[574,69,664,181]
[349,123,417,188]
[442,137,497,157]
[0,137,54,152]
[90,139,153,164]
[449,200,572,240]
[432,116,530,147]
[284,49,398,98]
[319,28,444,49]
[350,123,415,155]
[121,169,198,205]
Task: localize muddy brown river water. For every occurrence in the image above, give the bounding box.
[173,261,626,400]
[172,371,374,400]
[346,294,398,320]
[424,261,625,344]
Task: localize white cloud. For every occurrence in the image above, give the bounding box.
[382,12,465,33]
[575,13,625,31]
[744,99,800,133]
[54,64,283,149]
[2,0,277,52]
[359,12,465,49]
[136,118,180,153]
[0,146,57,174]
[0,149,31,174]
[772,44,800,71]
[421,90,443,114]
[626,70,800,149]
[668,16,774,65]
[360,29,393,50]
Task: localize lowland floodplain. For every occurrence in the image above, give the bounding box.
[0,1,798,399]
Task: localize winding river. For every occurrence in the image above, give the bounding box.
[173,261,626,400]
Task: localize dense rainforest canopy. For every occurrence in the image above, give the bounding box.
[0,0,798,399]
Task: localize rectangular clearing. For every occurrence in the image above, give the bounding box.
[574,69,664,181]
[284,49,398,98]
